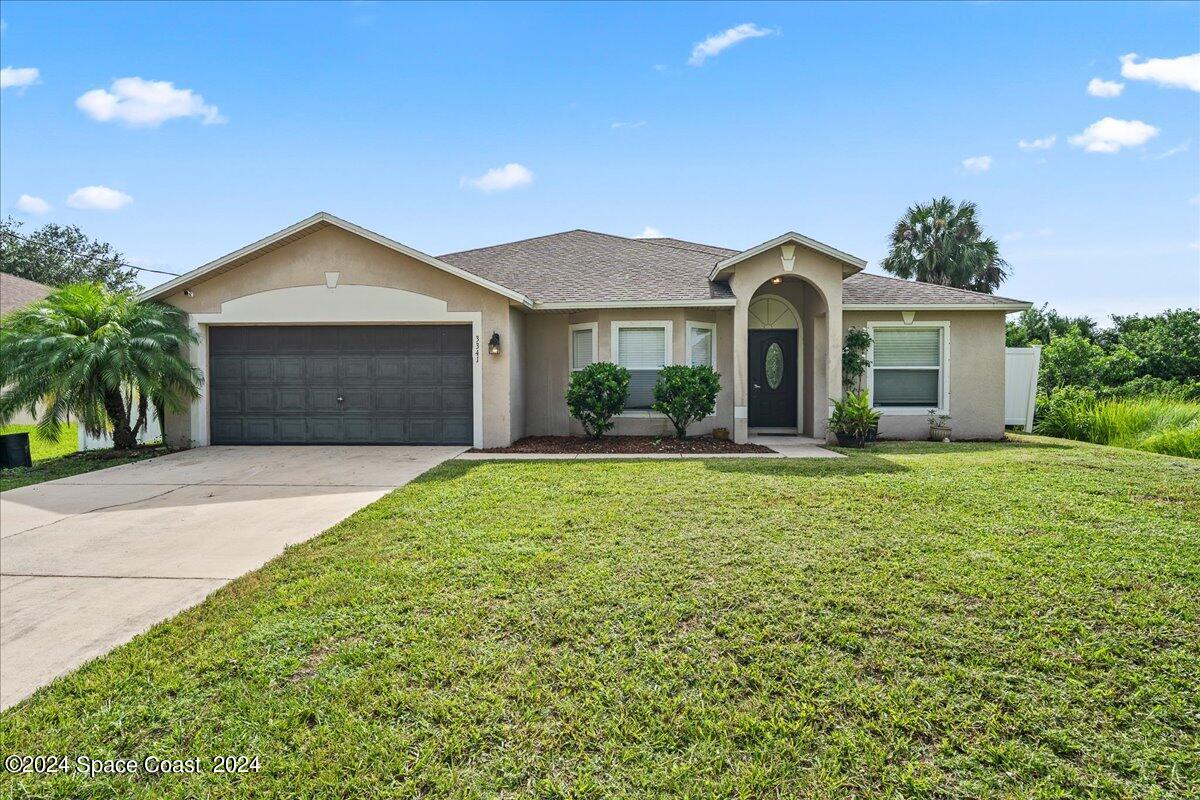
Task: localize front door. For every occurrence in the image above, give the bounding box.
[748,329,797,428]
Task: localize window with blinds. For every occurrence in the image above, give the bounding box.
[871,327,943,407]
[617,325,668,409]
[570,326,594,371]
[688,324,713,368]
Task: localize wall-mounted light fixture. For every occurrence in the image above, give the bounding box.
[183,289,195,297]
[771,276,783,285]
[488,332,502,354]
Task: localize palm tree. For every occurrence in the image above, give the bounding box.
[0,283,200,450]
[880,197,1009,293]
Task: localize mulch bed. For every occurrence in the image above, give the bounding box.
[470,436,774,454]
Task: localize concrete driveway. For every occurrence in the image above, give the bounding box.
[0,445,463,710]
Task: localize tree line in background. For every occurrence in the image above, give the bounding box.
[1,216,141,292]
[1007,305,1200,399]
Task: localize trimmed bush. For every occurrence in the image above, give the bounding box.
[652,365,721,439]
[565,362,630,439]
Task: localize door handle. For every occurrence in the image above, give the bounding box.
[337,395,344,403]
[753,384,761,389]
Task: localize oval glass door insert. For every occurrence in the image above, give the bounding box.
[765,342,783,389]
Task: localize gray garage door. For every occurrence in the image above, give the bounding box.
[209,325,472,445]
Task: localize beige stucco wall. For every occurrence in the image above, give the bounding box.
[521,307,736,438]
[842,309,1009,440]
[724,244,844,441]
[160,225,519,448]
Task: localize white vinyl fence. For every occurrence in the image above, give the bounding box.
[1004,346,1042,432]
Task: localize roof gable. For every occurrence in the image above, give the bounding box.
[140,212,532,306]
[710,232,867,280]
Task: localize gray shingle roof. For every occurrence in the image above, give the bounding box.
[842,272,1028,306]
[1,273,52,316]
[439,230,1028,308]
[439,230,734,304]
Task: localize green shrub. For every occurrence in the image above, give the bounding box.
[1035,388,1200,459]
[565,362,630,439]
[652,365,721,439]
[829,390,881,441]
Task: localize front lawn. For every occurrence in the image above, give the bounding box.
[0,423,78,461]
[2,438,1197,797]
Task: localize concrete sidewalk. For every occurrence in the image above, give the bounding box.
[0,445,462,710]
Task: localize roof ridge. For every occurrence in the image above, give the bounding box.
[851,271,1024,304]
[636,236,739,257]
[437,229,593,259]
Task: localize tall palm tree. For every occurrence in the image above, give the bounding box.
[0,283,200,449]
[880,197,1009,293]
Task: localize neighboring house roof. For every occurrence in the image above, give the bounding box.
[0,273,52,316]
[140,212,1031,311]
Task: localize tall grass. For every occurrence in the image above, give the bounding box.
[1035,395,1200,459]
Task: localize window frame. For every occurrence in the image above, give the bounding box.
[568,322,598,372]
[865,321,950,415]
[685,320,716,368]
[611,320,674,417]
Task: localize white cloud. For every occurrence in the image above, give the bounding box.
[1069,117,1160,153]
[962,155,993,173]
[688,23,774,66]
[633,226,664,239]
[1017,135,1056,151]
[460,163,533,193]
[67,185,133,211]
[1119,52,1200,92]
[1150,141,1190,160]
[76,77,225,127]
[15,194,50,214]
[611,121,647,129]
[1086,77,1124,98]
[0,66,39,90]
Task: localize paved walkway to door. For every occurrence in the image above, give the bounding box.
[0,445,463,710]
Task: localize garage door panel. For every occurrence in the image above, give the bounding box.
[309,388,341,413]
[276,418,307,442]
[339,356,372,381]
[277,388,306,412]
[376,356,407,383]
[441,387,472,414]
[307,418,341,441]
[243,418,275,442]
[306,357,339,383]
[210,357,242,383]
[408,356,439,382]
[244,357,275,384]
[277,357,305,383]
[244,388,275,413]
[442,354,471,383]
[209,325,472,445]
[343,418,372,442]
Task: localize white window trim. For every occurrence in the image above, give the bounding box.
[865,320,950,416]
[612,320,673,418]
[685,320,716,368]
[568,322,598,372]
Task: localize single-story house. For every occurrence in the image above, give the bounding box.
[141,212,1032,448]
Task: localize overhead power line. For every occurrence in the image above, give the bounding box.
[1,229,182,277]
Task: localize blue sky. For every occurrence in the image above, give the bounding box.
[2,1,1197,318]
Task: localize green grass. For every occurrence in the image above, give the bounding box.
[0,424,167,492]
[0,423,79,461]
[1036,395,1200,459]
[2,438,1198,798]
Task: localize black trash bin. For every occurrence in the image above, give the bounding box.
[0,431,33,469]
